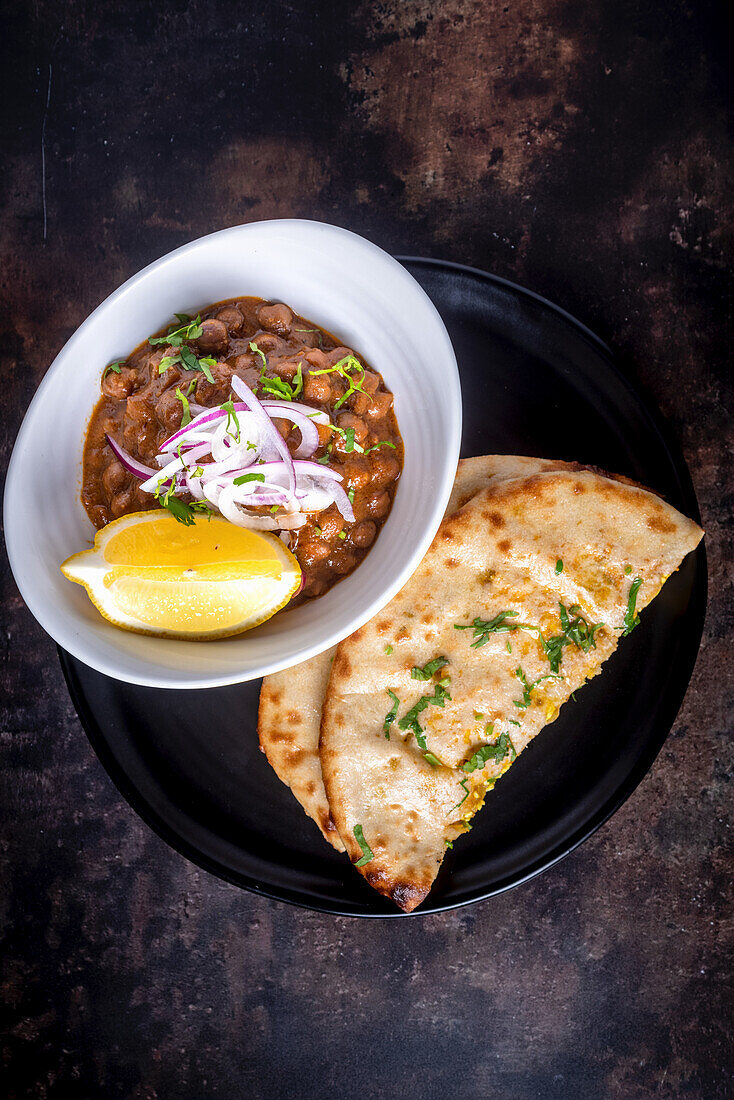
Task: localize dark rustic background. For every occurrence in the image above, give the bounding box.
[2,1,732,1097]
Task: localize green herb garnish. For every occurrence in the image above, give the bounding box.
[462,729,514,773]
[452,776,471,811]
[555,559,563,573]
[624,564,632,575]
[623,577,643,635]
[541,603,603,673]
[102,360,123,380]
[310,355,370,410]
[233,472,266,486]
[338,530,346,540]
[513,666,557,709]
[317,444,333,465]
[423,752,443,768]
[384,644,393,655]
[330,424,364,454]
[174,384,194,427]
[220,397,241,441]
[347,488,355,504]
[364,441,397,455]
[293,362,303,398]
[411,656,449,681]
[353,824,374,867]
[249,341,267,370]
[454,610,535,648]
[158,352,182,374]
[270,505,280,514]
[383,689,400,738]
[149,314,203,347]
[295,327,324,348]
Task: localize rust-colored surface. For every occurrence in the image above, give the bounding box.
[1,1,732,1097]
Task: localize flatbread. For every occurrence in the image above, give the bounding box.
[258,646,342,849]
[257,456,504,848]
[320,464,703,911]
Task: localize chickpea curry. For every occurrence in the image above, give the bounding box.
[82,298,403,603]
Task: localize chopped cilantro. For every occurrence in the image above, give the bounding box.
[317,444,333,465]
[295,327,324,348]
[330,424,364,453]
[454,610,535,648]
[462,729,515,773]
[233,472,266,486]
[364,440,397,455]
[313,525,322,537]
[384,644,393,655]
[353,824,374,866]
[556,559,563,573]
[221,397,241,441]
[158,352,182,374]
[347,488,355,504]
[310,354,370,410]
[293,362,303,398]
[338,530,346,540]
[102,360,123,380]
[269,505,280,514]
[411,656,449,681]
[423,752,443,768]
[513,666,558,709]
[623,577,643,635]
[149,314,203,347]
[624,564,632,575]
[383,689,400,738]
[249,341,267,371]
[541,603,603,673]
[452,776,471,811]
[174,385,194,427]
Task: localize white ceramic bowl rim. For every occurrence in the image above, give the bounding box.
[4,220,462,688]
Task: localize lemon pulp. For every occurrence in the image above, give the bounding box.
[61,511,302,640]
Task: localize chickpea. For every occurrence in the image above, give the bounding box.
[351,520,377,548]
[256,303,294,336]
[101,460,128,495]
[303,372,332,403]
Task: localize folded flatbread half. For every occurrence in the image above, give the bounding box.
[319,460,703,911]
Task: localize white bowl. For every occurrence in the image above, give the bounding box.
[4,221,461,688]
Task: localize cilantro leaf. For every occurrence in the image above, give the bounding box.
[233,472,266,486]
[353,824,374,866]
[462,729,515,773]
[555,558,563,573]
[174,385,193,427]
[102,360,123,380]
[364,441,397,455]
[383,689,400,738]
[541,602,603,673]
[623,577,643,635]
[454,610,536,648]
[411,656,449,681]
[310,354,370,410]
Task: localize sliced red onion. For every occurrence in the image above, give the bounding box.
[159,402,250,454]
[138,442,211,494]
[292,460,343,482]
[105,434,158,480]
[261,400,330,425]
[330,483,356,522]
[217,484,306,531]
[261,404,319,458]
[231,375,296,494]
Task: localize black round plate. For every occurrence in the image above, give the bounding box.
[59,259,707,917]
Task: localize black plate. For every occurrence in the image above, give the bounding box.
[59,259,707,917]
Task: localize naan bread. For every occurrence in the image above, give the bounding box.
[257,456,506,848]
[320,465,703,911]
[258,647,342,850]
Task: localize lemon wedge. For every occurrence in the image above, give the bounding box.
[61,511,302,640]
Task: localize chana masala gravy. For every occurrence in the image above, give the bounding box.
[82,297,403,603]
